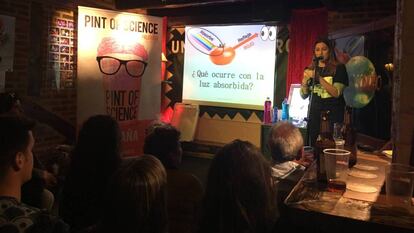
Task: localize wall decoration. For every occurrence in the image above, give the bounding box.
[47,13,76,89]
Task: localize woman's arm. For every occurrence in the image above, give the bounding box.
[318,77,340,97]
[319,64,348,98]
[300,69,313,99]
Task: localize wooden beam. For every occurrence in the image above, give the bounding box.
[329,15,396,39]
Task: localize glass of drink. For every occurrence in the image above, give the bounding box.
[302,146,314,165]
[333,122,343,141]
[386,163,414,209]
[333,123,345,149]
[323,148,350,193]
[334,139,345,149]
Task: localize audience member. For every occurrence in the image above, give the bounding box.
[0,92,57,209]
[144,122,183,168]
[0,92,24,115]
[268,121,312,232]
[144,122,203,233]
[60,115,122,233]
[198,139,278,233]
[88,155,168,233]
[0,115,69,233]
[268,121,309,181]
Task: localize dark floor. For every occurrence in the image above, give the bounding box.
[179,155,212,188]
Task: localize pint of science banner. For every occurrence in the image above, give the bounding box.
[77,6,162,156]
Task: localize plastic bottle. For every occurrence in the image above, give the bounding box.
[272,106,278,123]
[263,97,272,124]
[281,98,289,121]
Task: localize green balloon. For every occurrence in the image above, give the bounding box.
[344,56,376,108]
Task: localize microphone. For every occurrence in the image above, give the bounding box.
[306,77,320,87]
[313,56,324,62]
[306,78,313,87]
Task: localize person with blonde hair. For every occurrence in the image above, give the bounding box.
[91,155,168,233]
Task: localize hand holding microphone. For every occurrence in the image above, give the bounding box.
[303,56,324,89]
[303,69,315,88]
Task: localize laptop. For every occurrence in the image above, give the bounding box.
[287,84,309,128]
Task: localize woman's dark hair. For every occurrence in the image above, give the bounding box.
[199,140,278,233]
[97,155,168,233]
[308,36,338,73]
[143,123,181,168]
[70,114,121,180]
[60,115,122,230]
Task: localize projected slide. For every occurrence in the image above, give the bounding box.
[183,24,277,110]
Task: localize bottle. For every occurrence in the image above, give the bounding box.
[315,110,335,183]
[272,106,278,123]
[343,106,357,168]
[281,98,289,121]
[263,97,272,124]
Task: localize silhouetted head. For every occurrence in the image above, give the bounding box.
[69,114,122,187]
[0,92,23,115]
[144,122,182,169]
[61,115,122,231]
[99,155,168,233]
[200,139,278,233]
[0,115,35,183]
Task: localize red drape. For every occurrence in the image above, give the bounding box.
[286,8,328,96]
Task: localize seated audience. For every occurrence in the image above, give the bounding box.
[198,139,278,233]
[0,92,57,210]
[268,121,313,179]
[88,155,168,233]
[144,122,203,233]
[0,115,69,233]
[60,115,121,233]
[267,121,311,231]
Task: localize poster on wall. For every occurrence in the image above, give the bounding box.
[0,14,15,92]
[334,35,365,64]
[48,16,76,89]
[78,6,162,156]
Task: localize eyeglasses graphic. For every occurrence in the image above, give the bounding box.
[96,56,148,78]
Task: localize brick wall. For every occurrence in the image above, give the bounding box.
[0,0,115,158]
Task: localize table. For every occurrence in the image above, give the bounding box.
[283,151,414,233]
